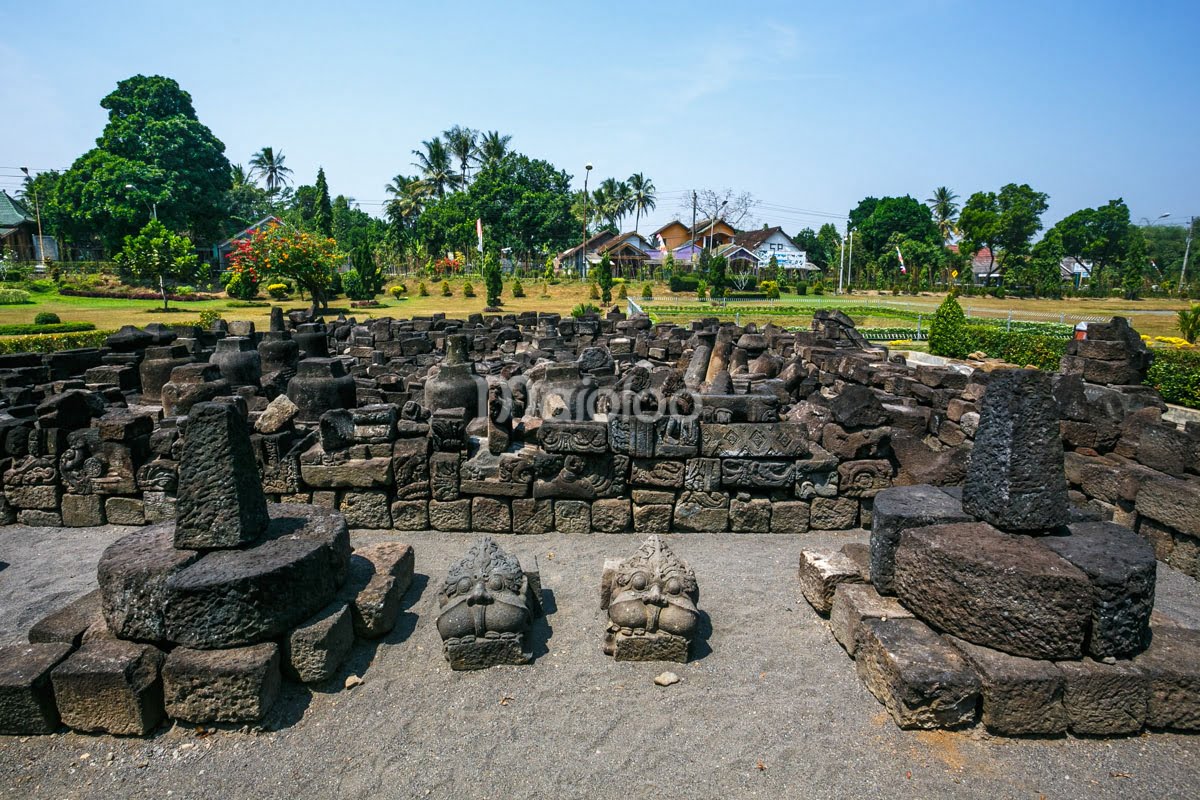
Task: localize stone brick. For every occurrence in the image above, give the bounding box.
[390,499,428,531]
[673,492,727,532]
[284,602,353,683]
[51,640,164,735]
[471,496,512,533]
[105,497,146,526]
[512,498,553,534]
[798,549,863,615]
[591,498,631,532]
[829,583,912,656]
[809,496,858,530]
[28,589,102,647]
[143,491,177,523]
[632,503,671,533]
[18,509,62,526]
[0,642,73,735]
[1133,626,1200,731]
[855,618,980,730]
[869,485,971,594]
[1056,658,1148,735]
[770,500,810,533]
[1136,476,1200,538]
[61,493,105,527]
[163,643,280,723]
[555,499,591,533]
[729,496,771,532]
[946,636,1067,736]
[429,499,471,531]
[339,490,392,529]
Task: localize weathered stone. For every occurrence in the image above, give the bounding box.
[1133,626,1200,730]
[175,402,269,549]
[829,582,912,656]
[673,490,728,532]
[104,497,145,526]
[770,500,810,533]
[729,496,771,532]
[683,457,722,492]
[633,503,672,533]
[602,536,699,663]
[1039,522,1156,658]
[18,509,62,526]
[836,459,892,499]
[97,526,201,641]
[339,490,392,529]
[471,496,512,533]
[162,643,280,723]
[255,393,299,434]
[855,618,980,730]
[51,640,164,735]
[869,485,972,594]
[301,456,393,489]
[61,493,105,527]
[798,550,864,615]
[591,498,631,532]
[390,499,429,531]
[721,459,793,489]
[630,458,685,489]
[700,422,810,457]
[809,496,858,530]
[608,415,655,458]
[962,369,1069,531]
[512,497,553,534]
[1056,658,1148,735]
[29,589,102,647]
[1135,475,1200,538]
[0,642,73,734]
[555,499,591,533]
[538,420,608,453]
[894,522,1091,659]
[429,499,471,531]
[946,636,1067,736]
[284,601,354,682]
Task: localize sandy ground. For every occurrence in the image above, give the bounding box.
[2,524,1200,800]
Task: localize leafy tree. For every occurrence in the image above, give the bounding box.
[228,223,341,316]
[1010,227,1066,297]
[957,184,1048,281]
[1050,199,1136,290]
[113,220,200,310]
[929,294,972,359]
[54,75,232,251]
[17,169,66,240]
[312,168,333,237]
[1178,305,1200,343]
[595,253,614,303]
[628,173,656,233]
[926,186,960,243]
[248,147,293,193]
[223,163,273,233]
[412,137,462,198]
[703,251,728,298]
[815,223,842,270]
[849,195,940,264]
[482,250,503,306]
[594,177,631,231]
[1121,227,1148,299]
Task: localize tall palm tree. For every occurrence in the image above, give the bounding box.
[248,147,293,193]
[926,186,960,243]
[411,137,461,199]
[628,173,656,233]
[443,125,478,187]
[474,130,512,168]
[385,173,428,231]
[230,164,250,188]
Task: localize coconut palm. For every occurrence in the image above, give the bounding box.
[628,173,656,233]
[475,130,512,168]
[248,147,293,193]
[384,174,429,227]
[411,137,461,199]
[230,164,250,188]
[926,186,960,243]
[443,125,478,187]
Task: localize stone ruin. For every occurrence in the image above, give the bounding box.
[799,368,1198,735]
[0,400,413,735]
[0,304,1194,737]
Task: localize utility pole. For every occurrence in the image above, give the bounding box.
[847,230,854,289]
[580,163,592,281]
[838,223,846,293]
[1182,216,1195,295]
[18,167,45,267]
[691,190,698,269]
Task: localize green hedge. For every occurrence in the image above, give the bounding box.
[967,325,1069,370]
[0,329,113,354]
[1146,347,1200,409]
[0,288,33,305]
[0,322,96,336]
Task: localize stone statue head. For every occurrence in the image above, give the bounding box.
[436,537,530,643]
[607,536,699,639]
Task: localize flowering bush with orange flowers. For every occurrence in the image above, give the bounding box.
[228,223,342,314]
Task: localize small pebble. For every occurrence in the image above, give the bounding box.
[345,675,364,689]
[654,671,680,687]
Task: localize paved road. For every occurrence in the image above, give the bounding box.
[2,525,1199,800]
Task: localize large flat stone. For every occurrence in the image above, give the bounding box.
[1133,626,1200,731]
[1056,658,1148,735]
[855,618,980,730]
[869,485,972,595]
[284,602,354,683]
[51,639,164,735]
[98,526,202,641]
[163,643,280,723]
[893,522,1092,659]
[28,589,102,647]
[1135,475,1200,537]
[1039,522,1156,658]
[699,423,810,457]
[946,636,1067,736]
[829,583,912,657]
[798,550,863,615]
[163,504,350,649]
[0,642,73,735]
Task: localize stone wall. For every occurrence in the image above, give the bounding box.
[0,309,1196,578]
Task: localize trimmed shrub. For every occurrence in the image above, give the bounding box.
[0,288,33,305]
[588,283,600,300]
[929,294,973,359]
[343,269,374,301]
[58,287,208,302]
[0,321,94,336]
[389,284,407,298]
[669,275,700,293]
[1179,305,1200,344]
[571,302,600,318]
[795,281,808,296]
[418,282,429,296]
[1146,347,1200,409]
[511,279,525,298]
[441,280,452,297]
[967,325,1068,371]
[462,281,476,298]
[617,283,628,300]
[0,330,111,354]
[641,283,653,300]
[34,312,61,325]
[266,283,290,300]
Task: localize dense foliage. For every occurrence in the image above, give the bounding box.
[227,224,341,315]
[967,326,1068,370]
[1146,347,1200,409]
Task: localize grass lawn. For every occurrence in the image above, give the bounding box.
[0,281,1192,339]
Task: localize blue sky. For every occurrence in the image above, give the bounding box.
[3,0,1197,235]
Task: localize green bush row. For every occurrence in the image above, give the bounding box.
[0,322,96,336]
[1145,347,1200,409]
[0,288,33,305]
[966,325,1069,370]
[0,330,113,354]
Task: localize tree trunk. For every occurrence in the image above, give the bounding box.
[160,274,169,311]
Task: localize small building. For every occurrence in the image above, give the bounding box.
[733,226,811,273]
[714,243,761,277]
[557,231,617,278]
[596,232,655,278]
[0,190,55,262]
[1060,257,1092,288]
[650,220,692,252]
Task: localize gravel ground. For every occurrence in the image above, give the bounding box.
[2,524,1200,800]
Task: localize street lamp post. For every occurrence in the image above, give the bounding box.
[580,163,592,281]
[18,167,46,267]
[706,200,728,249]
[124,183,160,221]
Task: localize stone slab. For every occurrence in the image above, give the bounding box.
[163,643,280,723]
[284,602,354,684]
[1056,658,1148,735]
[829,583,912,657]
[946,636,1067,736]
[0,642,73,735]
[798,550,864,615]
[51,639,164,735]
[869,485,972,595]
[28,589,102,647]
[1133,626,1200,731]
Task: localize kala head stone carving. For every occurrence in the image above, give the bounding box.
[436,537,542,670]
[601,535,699,663]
